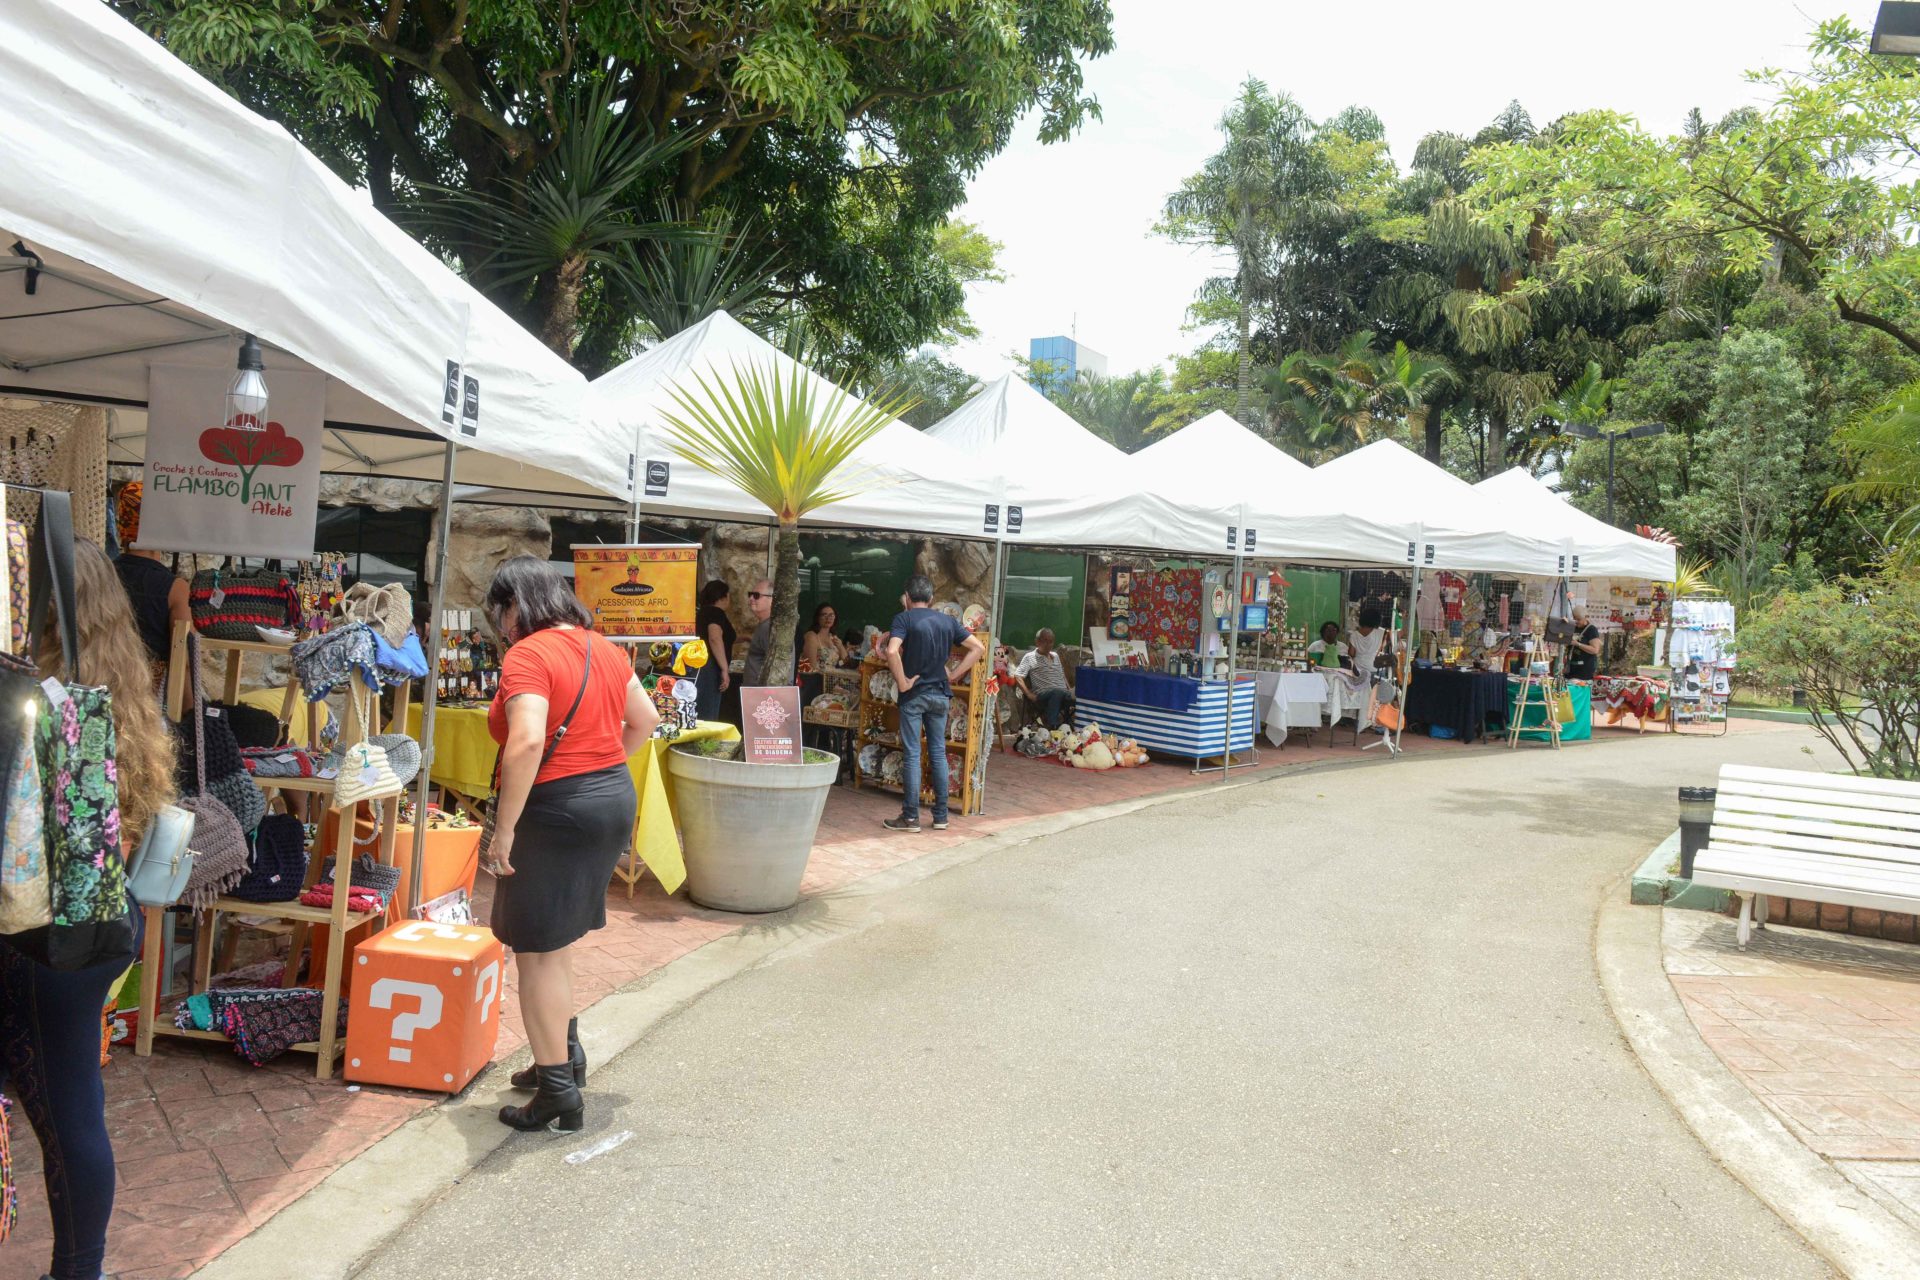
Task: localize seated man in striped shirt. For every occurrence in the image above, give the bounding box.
[1013,628,1076,729]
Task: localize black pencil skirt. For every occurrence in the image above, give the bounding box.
[490,762,637,953]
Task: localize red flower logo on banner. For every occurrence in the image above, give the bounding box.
[199,421,303,504]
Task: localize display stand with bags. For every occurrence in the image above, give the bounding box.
[137,619,412,1078]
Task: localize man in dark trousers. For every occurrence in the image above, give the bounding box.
[882,574,984,832]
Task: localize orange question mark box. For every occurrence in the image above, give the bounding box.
[345,922,503,1093]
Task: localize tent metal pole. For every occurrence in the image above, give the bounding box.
[976,536,1009,815]
[1223,553,1242,781]
[627,428,642,542]
[407,439,458,914]
[1394,562,1421,753]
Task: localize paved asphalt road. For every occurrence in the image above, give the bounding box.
[363,729,1841,1279]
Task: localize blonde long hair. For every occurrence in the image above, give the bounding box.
[38,538,177,847]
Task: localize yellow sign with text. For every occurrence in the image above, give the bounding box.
[571,544,699,639]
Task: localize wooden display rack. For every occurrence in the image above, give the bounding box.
[137,621,410,1080]
[851,634,990,817]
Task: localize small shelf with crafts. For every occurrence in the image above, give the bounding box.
[137,621,412,1079]
[851,634,991,817]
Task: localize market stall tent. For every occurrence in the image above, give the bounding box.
[1310,440,1562,575]
[0,0,613,500]
[924,374,1241,555]
[1473,468,1677,581]
[589,311,1004,539]
[1129,411,1418,566]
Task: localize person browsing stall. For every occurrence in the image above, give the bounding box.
[482,557,657,1134]
[881,575,984,834]
[1012,627,1076,729]
[694,579,735,722]
[1566,606,1602,680]
[741,577,774,688]
[1349,605,1394,673]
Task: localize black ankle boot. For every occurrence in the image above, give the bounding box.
[499,1063,584,1132]
[511,1017,584,1089]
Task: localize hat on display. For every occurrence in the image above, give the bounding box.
[647,641,675,673]
[673,638,709,675]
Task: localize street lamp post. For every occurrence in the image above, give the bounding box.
[1873,2,1920,55]
[1566,421,1668,526]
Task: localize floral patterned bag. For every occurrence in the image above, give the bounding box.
[25,491,133,971]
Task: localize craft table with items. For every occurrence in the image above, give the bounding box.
[402,702,739,895]
[1510,677,1593,742]
[1591,673,1670,732]
[1258,671,1340,744]
[1072,666,1256,763]
[1401,666,1511,743]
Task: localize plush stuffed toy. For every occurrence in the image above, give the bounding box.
[1071,739,1117,770]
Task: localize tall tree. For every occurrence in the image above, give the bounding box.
[1158,80,1327,426]
[1469,18,1920,359]
[1057,369,1174,454]
[124,0,1113,365]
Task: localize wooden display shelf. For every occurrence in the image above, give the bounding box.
[140,620,407,1080]
[850,637,990,816]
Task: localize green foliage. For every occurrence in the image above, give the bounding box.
[868,351,980,429]
[1834,379,1920,564]
[122,0,1112,366]
[1469,17,1920,359]
[1741,568,1920,778]
[1056,370,1175,454]
[1669,332,1813,609]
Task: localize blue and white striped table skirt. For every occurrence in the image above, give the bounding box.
[1075,677,1257,759]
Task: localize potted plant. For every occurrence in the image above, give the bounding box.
[659,358,911,912]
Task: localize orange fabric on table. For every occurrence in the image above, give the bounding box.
[487,626,633,785]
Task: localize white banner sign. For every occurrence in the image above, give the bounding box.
[139,364,324,559]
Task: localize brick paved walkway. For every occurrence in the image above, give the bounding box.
[1666,908,1920,1229]
[1,717,1732,1279]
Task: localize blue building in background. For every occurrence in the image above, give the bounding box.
[1028,335,1108,395]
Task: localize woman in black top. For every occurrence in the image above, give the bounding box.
[111,483,190,674]
[694,578,736,722]
[1566,607,1602,680]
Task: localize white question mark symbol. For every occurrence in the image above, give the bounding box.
[394,922,467,943]
[474,960,500,1025]
[368,978,443,1062]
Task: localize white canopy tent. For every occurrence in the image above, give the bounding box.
[1311,440,1562,576]
[0,0,612,500]
[589,311,1003,539]
[925,374,1240,555]
[1131,412,1419,566]
[1473,469,1677,581]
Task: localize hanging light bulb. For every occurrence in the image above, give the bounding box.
[225,333,269,431]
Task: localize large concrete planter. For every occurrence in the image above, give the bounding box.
[667,740,839,913]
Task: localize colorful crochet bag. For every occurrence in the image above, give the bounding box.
[189,563,299,641]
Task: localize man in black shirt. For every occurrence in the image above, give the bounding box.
[1566,607,1602,680]
[882,574,984,832]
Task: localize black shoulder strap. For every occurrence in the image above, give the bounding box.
[544,629,596,764]
[26,488,79,680]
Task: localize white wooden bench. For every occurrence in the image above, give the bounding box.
[1691,764,1920,947]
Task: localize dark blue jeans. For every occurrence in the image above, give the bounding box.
[897,686,949,823]
[0,928,128,1280]
[1034,687,1075,729]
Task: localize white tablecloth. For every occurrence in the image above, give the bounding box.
[1263,672,1331,744]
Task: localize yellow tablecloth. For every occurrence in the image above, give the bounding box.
[626,722,739,895]
[236,687,330,745]
[400,704,739,894]
[403,703,498,799]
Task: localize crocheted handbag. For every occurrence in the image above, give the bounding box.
[291,622,377,700]
[178,633,251,908]
[317,852,402,906]
[334,581,413,647]
[189,564,299,642]
[228,812,308,904]
[331,740,402,811]
[368,733,420,789]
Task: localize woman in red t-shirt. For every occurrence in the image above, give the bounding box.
[482,556,657,1131]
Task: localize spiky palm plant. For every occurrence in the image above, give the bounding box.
[660,361,915,686]
[1832,379,1920,565]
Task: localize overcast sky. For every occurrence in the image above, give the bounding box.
[943,0,1882,383]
